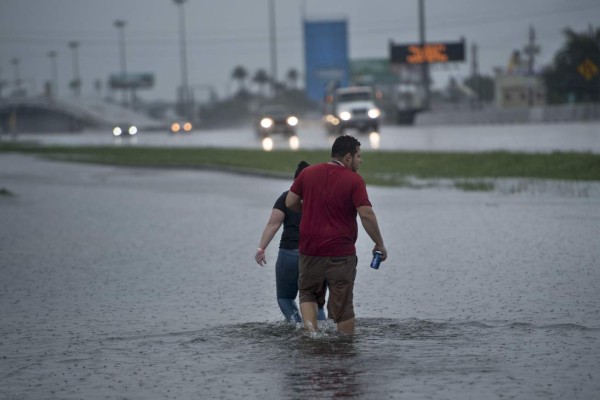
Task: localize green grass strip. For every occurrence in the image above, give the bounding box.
[2,141,599,185]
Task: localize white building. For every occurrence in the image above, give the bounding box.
[494,50,546,109]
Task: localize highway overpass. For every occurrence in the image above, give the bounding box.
[0,96,167,133]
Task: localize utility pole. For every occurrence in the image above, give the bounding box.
[173,0,190,120]
[418,0,430,110]
[470,43,479,77]
[11,57,21,94]
[300,0,308,92]
[68,41,81,96]
[0,66,4,99]
[470,43,480,105]
[523,25,540,75]
[269,0,278,97]
[523,25,540,107]
[48,51,58,98]
[114,20,128,106]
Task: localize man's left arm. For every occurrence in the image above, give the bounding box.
[357,205,387,261]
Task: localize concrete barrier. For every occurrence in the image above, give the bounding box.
[415,103,600,126]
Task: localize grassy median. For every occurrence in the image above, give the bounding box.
[1,141,599,190]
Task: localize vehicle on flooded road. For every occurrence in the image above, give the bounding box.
[254,105,299,138]
[169,121,193,134]
[112,123,138,137]
[323,86,381,135]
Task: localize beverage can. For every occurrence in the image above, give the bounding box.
[370,251,382,269]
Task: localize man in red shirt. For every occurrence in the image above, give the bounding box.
[285,135,387,334]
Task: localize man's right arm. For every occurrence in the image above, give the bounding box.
[285,191,302,212]
[357,205,387,261]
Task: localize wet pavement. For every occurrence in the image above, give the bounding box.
[4,120,600,153]
[1,154,599,399]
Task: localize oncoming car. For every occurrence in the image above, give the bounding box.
[170,121,193,134]
[254,105,299,138]
[112,123,138,137]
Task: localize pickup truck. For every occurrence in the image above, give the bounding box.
[323,86,381,135]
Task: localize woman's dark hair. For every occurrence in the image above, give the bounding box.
[331,135,361,158]
[294,161,310,178]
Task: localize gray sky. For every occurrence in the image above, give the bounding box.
[1,0,599,102]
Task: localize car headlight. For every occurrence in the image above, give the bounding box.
[339,111,351,121]
[286,116,299,126]
[128,126,138,135]
[113,127,122,136]
[183,122,192,132]
[368,108,381,119]
[260,118,273,128]
[325,114,340,125]
[171,122,181,133]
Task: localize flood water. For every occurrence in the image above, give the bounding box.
[5,120,600,153]
[1,154,599,399]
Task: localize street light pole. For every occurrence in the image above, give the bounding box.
[68,41,81,96]
[114,20,129,106]
[173,0,190,120]
[269,0,278,97]
[47,51,58,98]
[11,57,21,93]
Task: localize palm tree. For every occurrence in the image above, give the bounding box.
[286,68,299,89]
[253,69,270,96]
[231,65,248,94]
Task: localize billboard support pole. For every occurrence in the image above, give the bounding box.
[418,0,430,110]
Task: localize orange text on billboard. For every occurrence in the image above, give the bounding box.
[407,44,449,64]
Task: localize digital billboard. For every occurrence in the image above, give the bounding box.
[390,39,466,65]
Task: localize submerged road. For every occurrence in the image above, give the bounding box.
[1,154,599,399]
[4,120,600,153]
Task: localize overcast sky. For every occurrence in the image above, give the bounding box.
[1,0,599,102]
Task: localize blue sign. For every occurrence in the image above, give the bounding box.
[304,19,349,103]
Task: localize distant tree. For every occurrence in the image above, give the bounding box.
[542,26,600,104]
[231,65,248,94]
[463,74,495,103]
[253,69,270,96]
[286,68,299,89]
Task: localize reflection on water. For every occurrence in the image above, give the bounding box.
[173,318,598,399]
[2,315,599,399]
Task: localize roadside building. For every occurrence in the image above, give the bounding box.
[494,50,546,109]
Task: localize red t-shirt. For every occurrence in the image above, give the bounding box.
[289,162,372,256]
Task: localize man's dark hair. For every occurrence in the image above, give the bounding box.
[331,135,361,158]
[294,160,310,178]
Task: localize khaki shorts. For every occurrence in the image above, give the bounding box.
[299,254,358,323]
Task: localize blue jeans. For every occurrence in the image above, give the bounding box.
[276,249,326,323]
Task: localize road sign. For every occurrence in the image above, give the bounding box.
[109,72,155,89]
[577,59,599,81]
[350,58,399,84]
